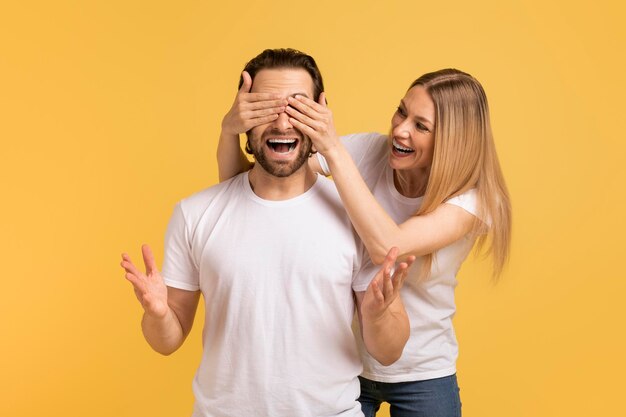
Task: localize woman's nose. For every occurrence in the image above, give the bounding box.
[392,120,411,138]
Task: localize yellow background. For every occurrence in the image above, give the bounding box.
[1,1,624,416]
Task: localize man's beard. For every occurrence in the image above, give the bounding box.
[248,130,313,178]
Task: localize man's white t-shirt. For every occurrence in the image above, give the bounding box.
[318,132,485,383]
[162,172,372,417]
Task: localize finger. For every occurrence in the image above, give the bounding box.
[244,92,285,102]
[245,106,286,119]
[142,244,158,275]
[367,261,387,300]
[125,272,146,293]
[288,116,317,138]
[395,256,415,290]
[391,263,409,292]
[376,247,398,301]
[294,94,327,113]
[318,92,328,107]
[244,98,288,110]
[121,258,144,280]
[287,96,324,119]
[382,267,395,300]
[382,247,400,275]
[120,253,132,269]
[244,113,279,128]
[285,105,321,130]
[239,71,252,94]
[369,279,384,304]
[382,261,398,300]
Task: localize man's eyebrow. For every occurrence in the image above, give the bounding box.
[290,92,310,99]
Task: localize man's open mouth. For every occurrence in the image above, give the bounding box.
[267,138,298,154]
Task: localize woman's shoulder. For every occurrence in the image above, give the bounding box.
[444,189,478,211]
[341,132,387,145]
[444,189,492,225]
[340,132,389,166]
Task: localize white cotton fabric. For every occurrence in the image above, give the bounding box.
[318,132,484,383]
[162,172,370,417]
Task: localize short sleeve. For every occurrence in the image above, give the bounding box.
[317,133,381,176]
[162,203,200,291]
[444,189,490,225]
[352,245,379,292]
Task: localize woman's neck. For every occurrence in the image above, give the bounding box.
[393,168,430,198]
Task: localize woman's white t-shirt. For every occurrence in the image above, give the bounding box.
[318,132,483,383]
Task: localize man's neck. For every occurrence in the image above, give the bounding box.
[248,165,317,201]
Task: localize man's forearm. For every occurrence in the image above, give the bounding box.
[361,307,409,366]
[141,307,186,355]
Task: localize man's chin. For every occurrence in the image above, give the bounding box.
[262,163,300,178]
[252,141,312,178]
[258,155,311,177]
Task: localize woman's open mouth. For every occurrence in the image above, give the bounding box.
[392,138,415,154]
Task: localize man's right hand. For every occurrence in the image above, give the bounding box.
[121,244,169,319]
[221,71,288,135]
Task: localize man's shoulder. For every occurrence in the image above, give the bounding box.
[178,173,246,217]
[312,174,343,199]
[306,174,354,222]
[314,172,336,187]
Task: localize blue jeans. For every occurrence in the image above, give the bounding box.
[358,374,462,417]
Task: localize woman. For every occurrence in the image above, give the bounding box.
[218,68,511,417]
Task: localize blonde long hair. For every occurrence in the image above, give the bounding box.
[411,69,511,280]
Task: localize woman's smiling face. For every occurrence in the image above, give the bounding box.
[388,85,436,173]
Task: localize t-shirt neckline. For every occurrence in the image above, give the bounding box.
[243,171,322,207]
[385,164,425,206]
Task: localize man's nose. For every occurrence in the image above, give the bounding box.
[273,110,293,131]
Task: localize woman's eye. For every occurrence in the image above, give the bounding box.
[416,123,430,132]
[396,106,406,117]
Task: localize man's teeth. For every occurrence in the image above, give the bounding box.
[393,139,415,153]
[268,138,297,153]
[268,138,297,144]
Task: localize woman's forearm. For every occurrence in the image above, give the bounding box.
[325,146,402,264]
[216,131,252,182]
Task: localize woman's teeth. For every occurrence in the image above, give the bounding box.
[393,139,415,153]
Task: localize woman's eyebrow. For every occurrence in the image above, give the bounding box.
[400,99,434,126]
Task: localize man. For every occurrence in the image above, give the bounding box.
[121,48,413,417]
